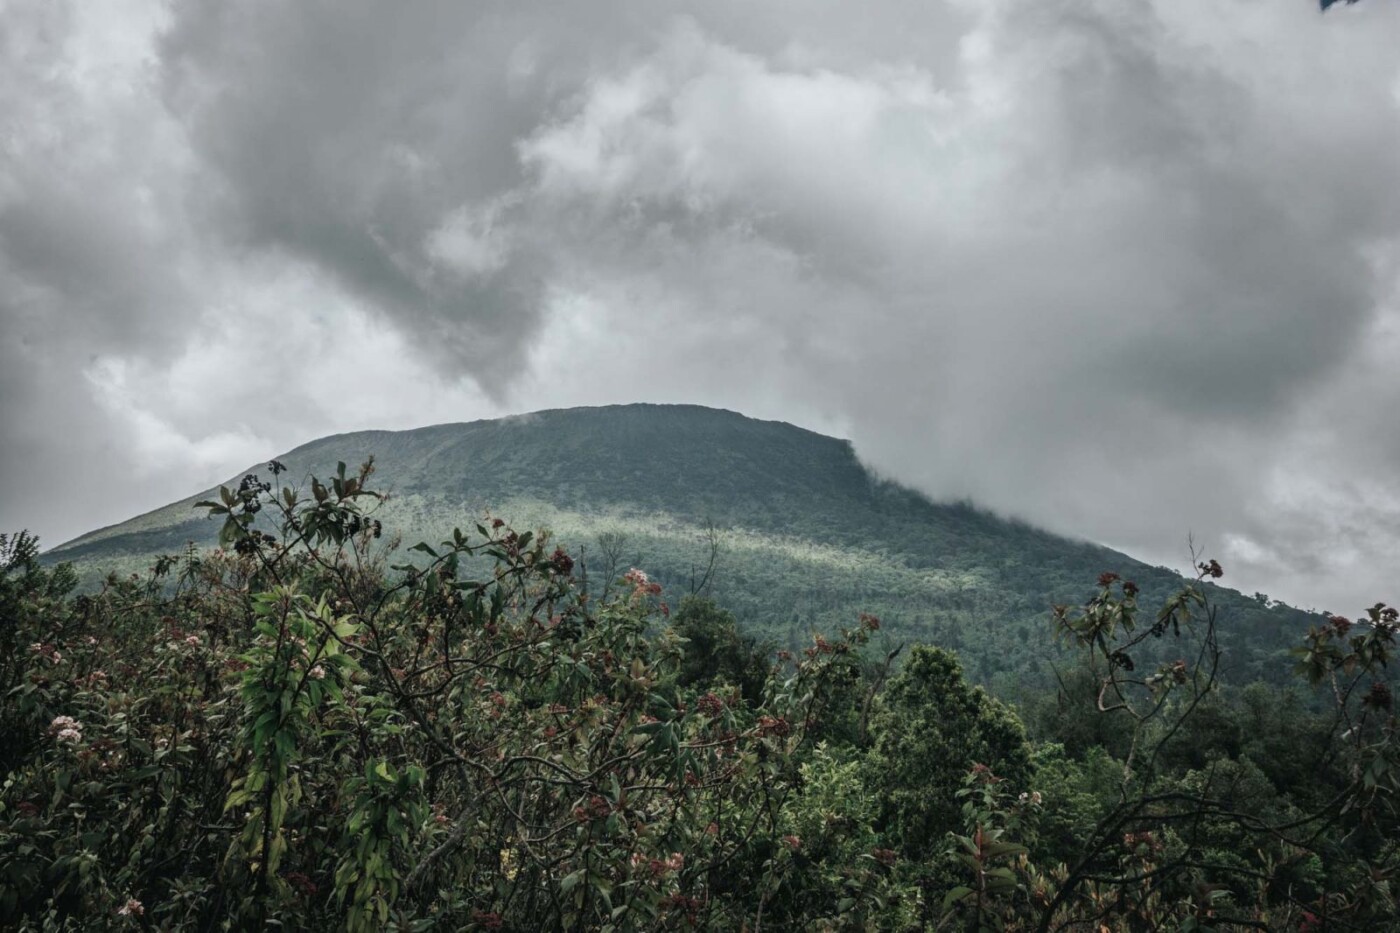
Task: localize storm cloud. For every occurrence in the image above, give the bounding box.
[2,0,1398,613]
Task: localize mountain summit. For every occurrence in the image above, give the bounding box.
[47,403,1309,685]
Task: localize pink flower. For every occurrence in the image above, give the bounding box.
[623,567,663,598]
[49,715,83,744]
[117,898,144,917]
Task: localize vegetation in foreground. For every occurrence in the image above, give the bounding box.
[2,461,1397,930]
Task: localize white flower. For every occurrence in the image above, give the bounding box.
[308,665,326,680]
[50,716,84,745]
[184,635,201,647]
[117,897,144,917]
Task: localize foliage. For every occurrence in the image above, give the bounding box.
[866,646,1033,863]
[1020,561,1400,930]
[668,596,773,707]
[4,453,1398,930]
[1,463,889,930]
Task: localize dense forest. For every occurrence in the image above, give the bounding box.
[45,406,1318,702]
[3,459,1397,930]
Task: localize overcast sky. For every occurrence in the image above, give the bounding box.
[3,0,1399,613]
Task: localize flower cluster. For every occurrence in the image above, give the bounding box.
[29,642,62,664]
[697,692,725,717]
[756,715,791,738]
[573,795,613,822]
[637,852,684,876]
[805,635,845,658]
[49,715,83,745]
[1122,831,1163,855]
[623,567,663,598]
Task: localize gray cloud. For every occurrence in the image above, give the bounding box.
[2,0,1399,614]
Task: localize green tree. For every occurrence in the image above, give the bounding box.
[867,645,1034,861]
[670,595,773,705]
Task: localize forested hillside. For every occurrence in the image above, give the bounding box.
[46,405,1315,694]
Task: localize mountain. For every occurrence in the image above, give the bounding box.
[45,403,1314,691]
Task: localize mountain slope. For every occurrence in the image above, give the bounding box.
[47,404,1313,689]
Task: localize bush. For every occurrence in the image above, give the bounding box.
[0,463,891,930]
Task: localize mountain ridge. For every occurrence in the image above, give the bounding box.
[44,403,1312,689]
[52,404,846,553]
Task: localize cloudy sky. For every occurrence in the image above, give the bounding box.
[3,0,1399,613]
